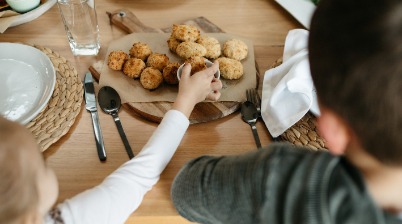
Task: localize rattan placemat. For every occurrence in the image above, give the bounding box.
[25,44,83,151]
[270,58,326,150]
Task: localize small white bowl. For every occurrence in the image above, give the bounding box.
[6,0,40,13]
[177,59,220,81]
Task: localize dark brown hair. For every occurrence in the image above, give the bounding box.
[309,0,402,165]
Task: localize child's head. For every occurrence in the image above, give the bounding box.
[308,0,402,165]
[0,117,58,224]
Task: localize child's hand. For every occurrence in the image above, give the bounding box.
[173,61,222,118]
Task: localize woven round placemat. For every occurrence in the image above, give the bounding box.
[270,58,326,150]
[25,44,83,152]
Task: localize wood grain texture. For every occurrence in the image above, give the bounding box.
[109,9,257,124]
[1,1,302,222]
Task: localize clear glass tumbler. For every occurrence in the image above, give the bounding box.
[57,0,100,56]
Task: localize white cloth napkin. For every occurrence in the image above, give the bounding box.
[261,29,320,137]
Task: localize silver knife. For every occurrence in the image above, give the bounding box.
[84,72,107,161]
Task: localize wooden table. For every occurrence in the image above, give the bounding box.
[0,0,302,223]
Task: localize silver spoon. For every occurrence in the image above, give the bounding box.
[98,86,134,159]
[241,101,262,149]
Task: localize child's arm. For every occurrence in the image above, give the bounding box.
[54,62,221,224]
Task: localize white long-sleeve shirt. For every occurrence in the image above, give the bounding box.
[45,110,189,224]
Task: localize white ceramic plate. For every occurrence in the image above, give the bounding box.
[0,43,56,124]
[275,0,316,29]
[9,0,56,27]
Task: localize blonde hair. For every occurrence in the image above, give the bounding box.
[0,117,40,224]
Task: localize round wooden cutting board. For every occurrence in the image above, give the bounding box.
[124,101,240,124]
[108,10,259,124]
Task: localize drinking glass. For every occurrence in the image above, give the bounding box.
[57,0,100,56]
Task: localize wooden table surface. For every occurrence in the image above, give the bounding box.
[0,0,302,223]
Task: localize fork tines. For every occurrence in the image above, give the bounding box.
[246,89,261,115]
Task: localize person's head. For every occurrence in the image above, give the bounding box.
[0,117,58,224]
[308,0,402,165]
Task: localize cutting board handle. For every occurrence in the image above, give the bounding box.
[107,9,163,34]
[107,9,225,34]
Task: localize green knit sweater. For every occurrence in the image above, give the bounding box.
[171,143,402,224]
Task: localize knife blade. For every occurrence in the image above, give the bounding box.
[84,72,107,161]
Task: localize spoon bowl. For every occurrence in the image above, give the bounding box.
[98,86,121,115]
[241,101,258,124]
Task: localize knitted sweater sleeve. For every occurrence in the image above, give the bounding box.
[171,146,277,224]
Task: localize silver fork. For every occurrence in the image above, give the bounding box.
[246,88,281,142]
[246,89,261,117]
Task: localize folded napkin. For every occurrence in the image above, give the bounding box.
[261,29,320,137]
